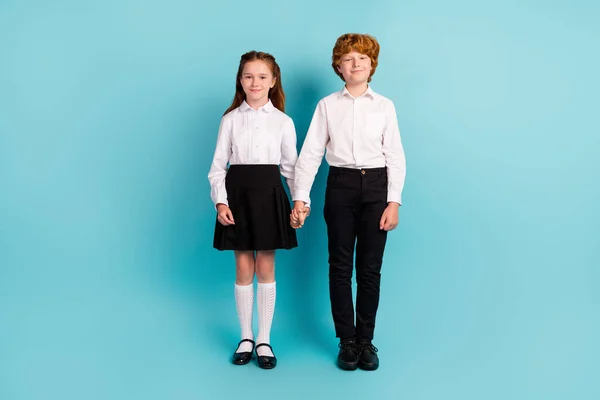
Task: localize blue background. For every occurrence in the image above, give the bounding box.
[1,0,598,399]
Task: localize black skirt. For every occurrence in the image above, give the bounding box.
[213,164,298,251]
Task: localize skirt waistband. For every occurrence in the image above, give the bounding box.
[226,164,282,188]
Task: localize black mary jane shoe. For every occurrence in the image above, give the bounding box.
[232,339,255,365]
[255,343,277,369]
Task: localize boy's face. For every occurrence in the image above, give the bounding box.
[337,51,372,85]
[240,60,276,104]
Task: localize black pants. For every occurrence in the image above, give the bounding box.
[324,166,388,341]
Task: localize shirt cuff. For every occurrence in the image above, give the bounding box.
[292,190,311,209]
[214,198,229,211]
[387,191,402,206]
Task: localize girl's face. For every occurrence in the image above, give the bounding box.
[337,51,372,85]
[240,60,276,106]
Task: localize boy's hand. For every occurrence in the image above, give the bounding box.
[290,201,310,228]
[217,203,235,226]
[379,202,400,231]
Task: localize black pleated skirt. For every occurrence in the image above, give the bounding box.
[213,164,298,251]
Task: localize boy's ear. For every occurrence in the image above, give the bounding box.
[336,64,342,73]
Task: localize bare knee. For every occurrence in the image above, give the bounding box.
[235,251,255,285]
[255,250,275,283]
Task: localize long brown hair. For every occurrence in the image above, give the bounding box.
[223,51,285,115]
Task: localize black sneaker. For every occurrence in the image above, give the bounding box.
[337,339,360,370]
[358,341,379,370]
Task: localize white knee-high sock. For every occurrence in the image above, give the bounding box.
[256,281,276,357]
[234,283,254,353]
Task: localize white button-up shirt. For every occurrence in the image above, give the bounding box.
[294,86,406,206]
[208,100,298,207]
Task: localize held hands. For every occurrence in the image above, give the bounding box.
[290,201,310,229]
[380,202,400,231]
[216,203,235,226]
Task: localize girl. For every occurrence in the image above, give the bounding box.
[208,51,298,369]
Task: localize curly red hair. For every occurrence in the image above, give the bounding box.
[331,33,380,82]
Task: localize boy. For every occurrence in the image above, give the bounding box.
[291,33,406,371]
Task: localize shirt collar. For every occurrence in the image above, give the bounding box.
[239,99,275,113]
[339,85,376,100]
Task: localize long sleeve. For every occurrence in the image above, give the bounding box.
[293,100,330,207]
[382,101,406,205]
[280,118,298,198]
[208,116,232,208]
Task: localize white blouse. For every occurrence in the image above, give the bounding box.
[208,100,298,207]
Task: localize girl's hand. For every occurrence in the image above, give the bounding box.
[290,201,310,229]
[217,203,235,226]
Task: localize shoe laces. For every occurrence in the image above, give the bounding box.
[359,342,378,354]
[338,341,359,356]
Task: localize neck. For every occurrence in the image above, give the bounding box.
[345,82,369,98]
[246,97,269,110]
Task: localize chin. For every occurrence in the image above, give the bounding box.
[347,78,367,85]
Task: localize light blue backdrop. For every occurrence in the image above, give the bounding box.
[1,0,598,399]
